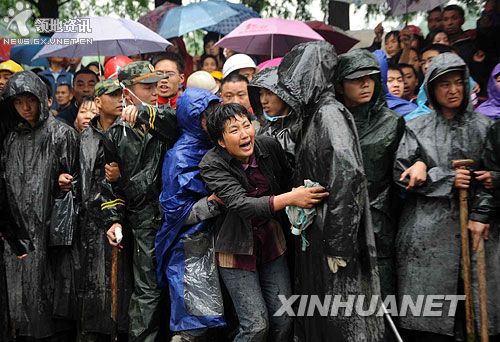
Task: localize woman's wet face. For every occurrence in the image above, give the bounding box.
[218,114,255,164]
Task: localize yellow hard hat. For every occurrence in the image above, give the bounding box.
[0,60,24,74]
[210,70,223,81]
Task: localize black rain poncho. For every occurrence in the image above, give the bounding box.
[77,116,133,335]
[465,118,500,336]
[248,66,302,167]
[393,53,494,336]
[278,41,384,342]
[335,49,405,297]
[0,71,79,338]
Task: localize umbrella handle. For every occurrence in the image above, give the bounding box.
[271,34,274,60]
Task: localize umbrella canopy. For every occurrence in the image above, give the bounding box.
[388,0,447,16]
[158,1,238,39]
[204,0,260,35]
[33,16,171,60]
[306,21,359,54]
[138,1,179,32]
[10,43,49,67]
[334,0,384,4]
[215,18,324,58]
[257,57,282,70]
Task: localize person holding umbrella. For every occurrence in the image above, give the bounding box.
[103,61,178,342]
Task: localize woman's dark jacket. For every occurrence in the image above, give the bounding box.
[199,136,293,255]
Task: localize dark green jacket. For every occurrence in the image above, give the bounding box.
[101,104,177,228]
[336,49,405,260]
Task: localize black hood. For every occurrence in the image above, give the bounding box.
[335,48,386,115]
[248,66,299,117]
[424,52,470,116]
[1,71,50,128]
[277,41,338,115]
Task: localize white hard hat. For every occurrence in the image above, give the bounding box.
[222,54,256,78]
[186,71,219,94]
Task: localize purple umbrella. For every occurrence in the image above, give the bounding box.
[215,18,324,58]
[33,16,171,60]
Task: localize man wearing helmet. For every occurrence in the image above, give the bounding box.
[0,60,23,93]
[222,54,257,81]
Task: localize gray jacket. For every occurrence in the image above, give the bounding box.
[394,53,494,335]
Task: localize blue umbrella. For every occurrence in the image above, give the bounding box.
[204,0,260,35]
[10,42,49,67]
[158,1,238,39]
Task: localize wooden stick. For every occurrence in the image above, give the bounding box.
[111,246,119,341]
[477,238,489,342]
[452,159,475,342]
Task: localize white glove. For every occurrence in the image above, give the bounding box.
[327,256,347,273]
[115,226,123,244]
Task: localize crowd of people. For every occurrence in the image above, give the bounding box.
[0,2,500,342]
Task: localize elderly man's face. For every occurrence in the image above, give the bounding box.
[73,73,98,104]
[434,71,464,112]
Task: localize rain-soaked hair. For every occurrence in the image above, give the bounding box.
[419,43,454,58]
[221,73,248,90]
[73,68,99,84]
[206,103,251,143]
[78,96,95,111]
[385,31,400,43]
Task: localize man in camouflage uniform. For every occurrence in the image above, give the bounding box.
[103,61,178,341]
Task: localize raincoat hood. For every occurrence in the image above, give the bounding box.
[277,41,337,113]
[1,71,49,127]
[248,66,298,117]
[336,49,386,114]
[155,86,224,331]
[373,50,417,117]
[477,63,500,120]
[176,87,220,140]
[424,52,470,116]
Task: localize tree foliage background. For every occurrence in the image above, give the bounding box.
[0,0,486,30]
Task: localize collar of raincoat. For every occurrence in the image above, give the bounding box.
[1,70,49,129]
[424,52,470,118]
[277,41,338,116]
[335,48,386,121]
[248,66,299,119]
[176,87,220,142]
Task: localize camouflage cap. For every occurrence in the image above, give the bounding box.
[94,78,122,96]
[118,61,165,86]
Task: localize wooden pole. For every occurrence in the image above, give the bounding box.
[452,159,475,342]
[477,238,489,342]
[111,246,119,341]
